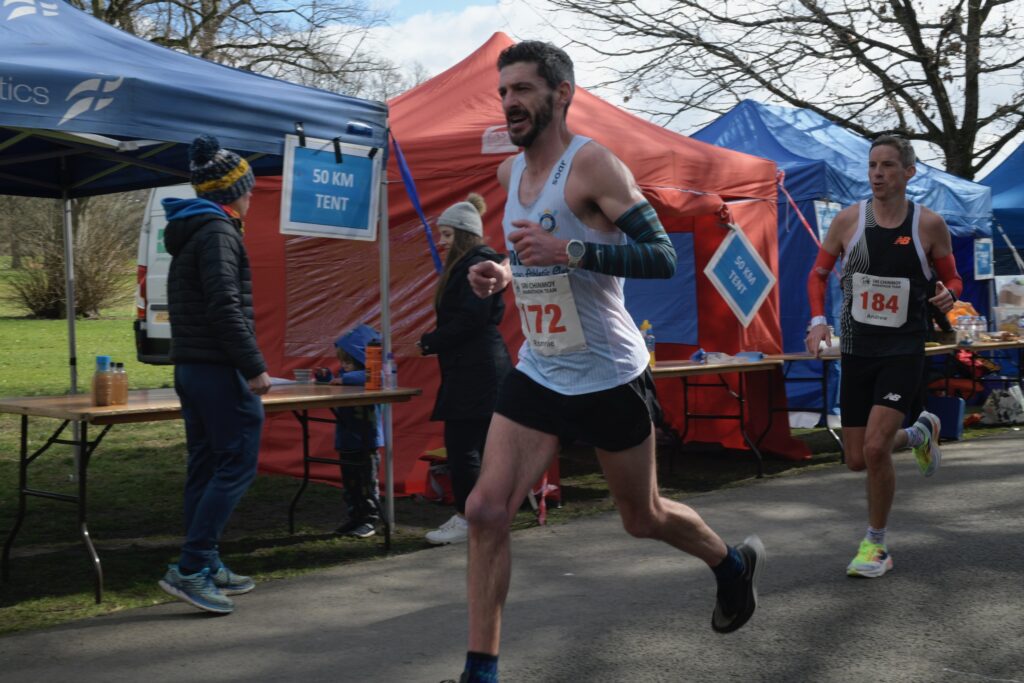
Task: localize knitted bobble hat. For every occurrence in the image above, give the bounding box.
[188,134,255,205]
[438,193,487,236]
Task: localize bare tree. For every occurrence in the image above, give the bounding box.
[543,0,1024,179]
[70,0,391,89]
[2,193,145,317]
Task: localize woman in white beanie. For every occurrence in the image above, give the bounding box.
[418,193,512,545]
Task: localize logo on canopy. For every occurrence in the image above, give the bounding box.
[482,125,519,155]
[3,0,58,20]
[59,76,123,126]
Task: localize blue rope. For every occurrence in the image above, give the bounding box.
[390,132,443,274]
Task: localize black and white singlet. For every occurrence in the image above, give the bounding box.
[840,199,932,357]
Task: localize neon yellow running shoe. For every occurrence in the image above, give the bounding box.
[846,539,893,578]
[911,411,942,477]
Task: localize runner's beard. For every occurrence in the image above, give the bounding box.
[507,93,554,148]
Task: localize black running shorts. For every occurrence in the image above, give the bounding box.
[839,353,925,427]
[494,368,662,452]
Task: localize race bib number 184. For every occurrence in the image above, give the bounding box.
[851,273,910,328]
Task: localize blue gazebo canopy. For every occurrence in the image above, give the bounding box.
[981,143,1024,273]
[0,0,388,198]
[694,100,991,236]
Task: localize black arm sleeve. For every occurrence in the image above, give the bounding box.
[583,201,676,278]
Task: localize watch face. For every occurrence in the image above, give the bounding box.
[568,240,585,258]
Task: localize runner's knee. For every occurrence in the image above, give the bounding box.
[464,488,513,531]
[862,442,892,469]
[617,502,660,539]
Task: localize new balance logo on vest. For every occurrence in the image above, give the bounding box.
[883,392,902,402]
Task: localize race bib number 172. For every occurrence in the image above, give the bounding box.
[512,272,587,356]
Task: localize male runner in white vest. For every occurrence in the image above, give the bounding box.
[805,135,961,579]
[450,41,764,683]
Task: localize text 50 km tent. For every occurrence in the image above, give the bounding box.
[250,33,807,498]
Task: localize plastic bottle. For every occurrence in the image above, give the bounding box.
[92,355,114,406]
[113,362,129,405]
[383,352,397,389]
[639,320,656,368]
[364,341,382,390]
[956,315,972,345]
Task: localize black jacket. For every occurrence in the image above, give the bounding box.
[165,211,266,379]
[419,245,512,421]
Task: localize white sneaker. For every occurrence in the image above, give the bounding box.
[425,514,469,545]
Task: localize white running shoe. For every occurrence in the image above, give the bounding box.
[425,514,469,545]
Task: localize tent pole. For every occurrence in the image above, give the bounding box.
[61,178,82,482]
[379,125,394,536]
[62,189,78,394]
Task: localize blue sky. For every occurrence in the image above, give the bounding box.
[383,0,498,21]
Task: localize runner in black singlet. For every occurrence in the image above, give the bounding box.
[805,135,962,579]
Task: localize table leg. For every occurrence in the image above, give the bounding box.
[77,421,103,604]
[287,410,311,535]
[2,415,30,583]
[823,360,844,461]
[733,373,764,478]
[679,377,691,443]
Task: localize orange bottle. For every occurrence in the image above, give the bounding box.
[364,341,382,390]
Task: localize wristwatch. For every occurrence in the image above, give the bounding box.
[566,239,586,269]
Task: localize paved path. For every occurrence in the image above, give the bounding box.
[1,433,1022,683]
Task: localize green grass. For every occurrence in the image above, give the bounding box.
[0,264,1015,636]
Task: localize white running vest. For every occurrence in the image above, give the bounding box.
[504,135,648,394]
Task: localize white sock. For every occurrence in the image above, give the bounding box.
[904,424,926,448]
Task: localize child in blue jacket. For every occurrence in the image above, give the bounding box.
[330,324,383,538]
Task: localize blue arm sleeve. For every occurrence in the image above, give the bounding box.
[583,201,676,278]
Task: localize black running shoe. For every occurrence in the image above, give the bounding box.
[711,535,765,633]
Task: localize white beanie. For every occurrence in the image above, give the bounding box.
[438,193,486,236]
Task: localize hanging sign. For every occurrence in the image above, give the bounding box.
[280,134,382,240]
[974,238,994,280]
[704,224,777,328]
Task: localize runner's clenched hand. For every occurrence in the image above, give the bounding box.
[508,219,567,266]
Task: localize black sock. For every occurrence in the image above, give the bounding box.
[712,545,745,584]
[464,651,499,683]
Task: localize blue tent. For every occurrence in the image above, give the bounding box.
[0,0,388,198]
[0,0,391,389]
[694,100,993,414]
[980,143,1024,274]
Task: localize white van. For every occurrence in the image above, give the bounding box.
[134,183,194,364]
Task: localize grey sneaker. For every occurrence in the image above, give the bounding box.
[212,564,255,596]
[711,535,765,633]
[158,565,234,614]
[345,521,377,539]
